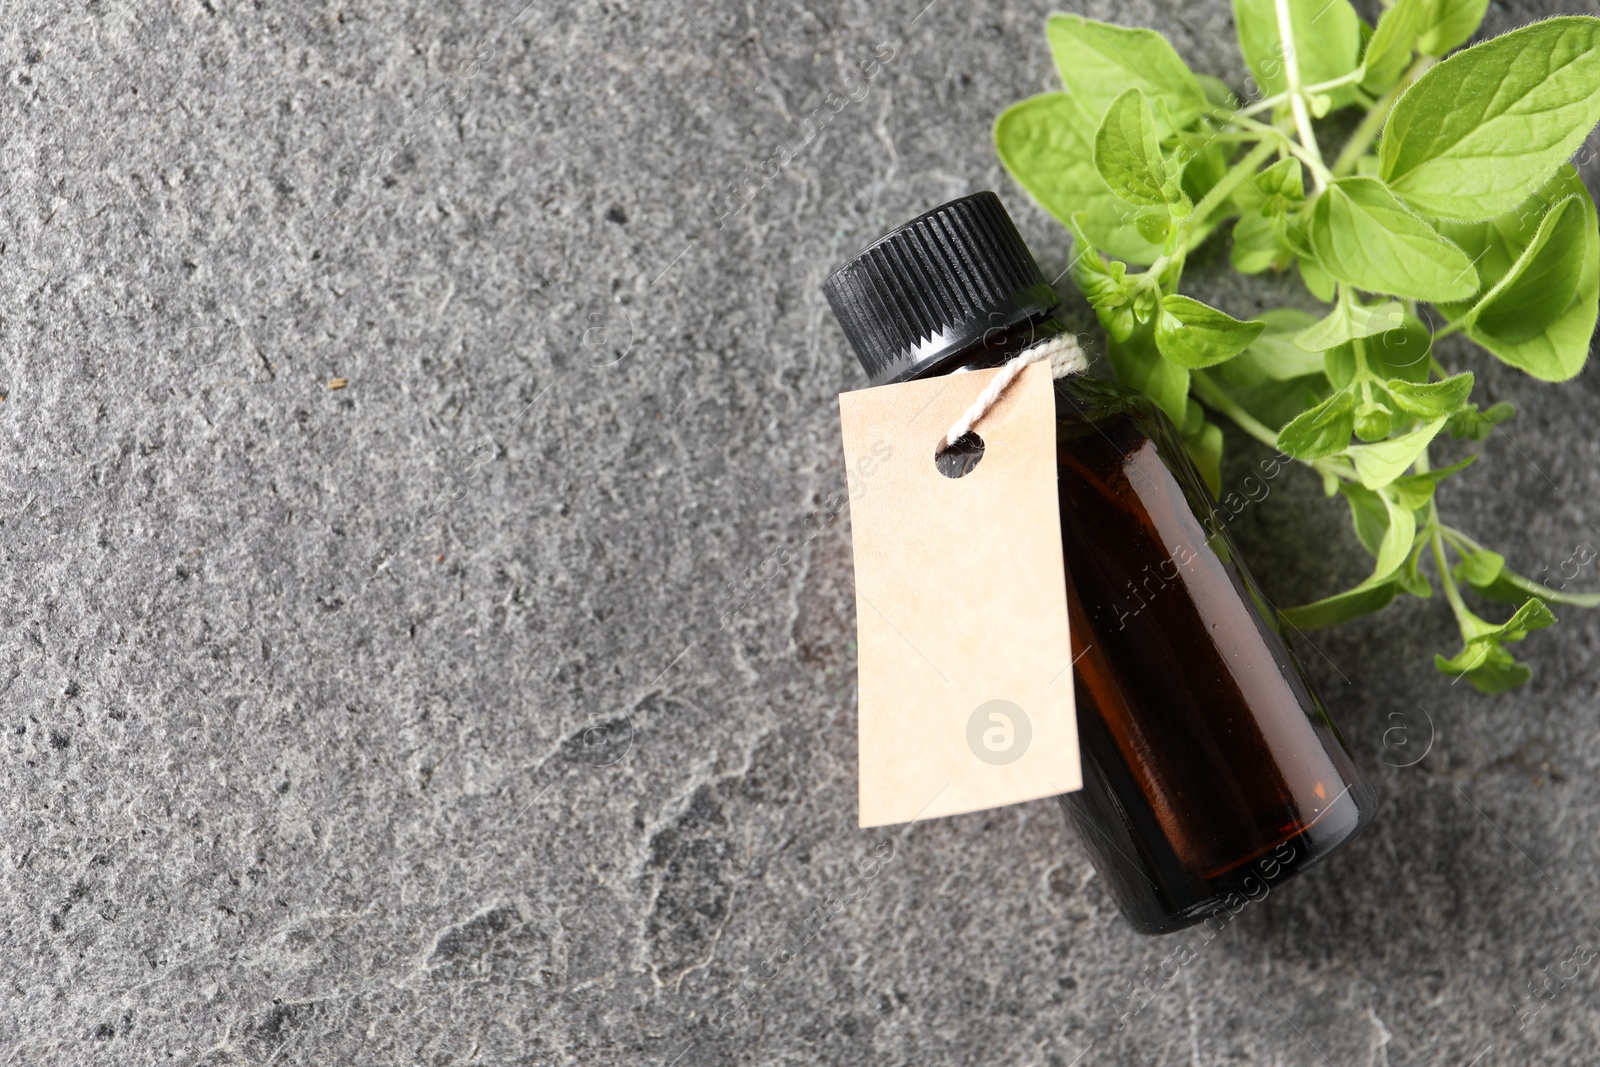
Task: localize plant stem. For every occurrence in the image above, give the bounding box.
[1331,55,1436,177]
[1191,370,1355,484]
[1223,113,1333,187]
[1271,0,1327,189]
[1440,525,1477,551]
[1189,139,1279,224]
[1431,521,1474,625]
[1237,95,1288,119]
[1191,370,1280,448]
[1420,447,1478,627]
[1236,68,1368,118]
[1442,526,1600,607]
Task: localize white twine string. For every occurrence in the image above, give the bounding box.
[935,334,1088,454]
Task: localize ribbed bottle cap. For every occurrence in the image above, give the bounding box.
[822,191,1059,386]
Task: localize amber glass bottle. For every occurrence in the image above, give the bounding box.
[823,192,1376,934]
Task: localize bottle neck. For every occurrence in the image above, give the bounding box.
[906,310,1069,381]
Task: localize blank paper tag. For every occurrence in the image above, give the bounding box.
[838,362,1081,828]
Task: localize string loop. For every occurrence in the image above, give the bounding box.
[935,334,1088,454]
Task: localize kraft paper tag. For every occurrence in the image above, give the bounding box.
[838,361,1081,828]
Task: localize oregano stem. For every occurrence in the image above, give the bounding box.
[1419,448,1479,631]
[1188,139,1279,225]
[1271,0,1327,189]
[1222,113,1333,186]
[1191,370,1354,484]
[1440,526,1479,553]
[1441,526,1600,608]
[1431,527,1472,616]
[1191,371,1274,444]
[1236,68,1368,119]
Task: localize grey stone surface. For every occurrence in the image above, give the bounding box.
[3,0,1599,1063]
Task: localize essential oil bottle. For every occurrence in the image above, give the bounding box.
[823,192,1376,934]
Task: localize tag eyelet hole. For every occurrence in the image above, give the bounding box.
[935,432,985,479]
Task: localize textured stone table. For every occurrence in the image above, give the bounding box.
[3,1,1599,1063]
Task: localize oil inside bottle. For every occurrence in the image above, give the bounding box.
[1051,376,1374,932]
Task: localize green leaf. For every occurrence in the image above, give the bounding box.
[1385,371,1475,417]
[1253,158,1305,216]
[1456,547,1506,588]
[1389,455,1476,509]
[1416,0,1490,56]
[1233,173,1267,216]
[1339,482,1392,556]
[1461,559,1600,608]
[1132,287,1161,324]
[1362,0,1425,92]
[996,94,1164,264]
[1297,298,1406,352]
[1367,316,1434,383]
[1231,211,1296,274]
[1214,373,1333,432]
[1380,17,1600,221]
[1212,311,1333,429]
[1067,216,1142,344]
[1398,539,1434,598]
[1108,331,1191,424]
[1094,89,1184,208]
[1353,402,1393,442]
[1067,216,1132,301]
[1136,213,1173,244]
[1435,640,1492,674]
[1434,642,1531,693]
[1183,419,1225,497]
[1324,314,1434,386]
[1299,255,1337,301]
[1155,295,1266,368]
[1465,200,1594,382]
[1459,569,1524,604]
[1467,196,1587,340]
[1446,400,1514,440]
[1197,73,1239,109]
[1417,453,1477,482]
[1478,598,1557,641]
[1386,458,1471,513]
[1280,579,1400,629]
[1371,486,1419,578]
[1229,308,1326,379]
[1435,170,1572,311]
[1500,599,1556,641]
[1448,170,1599,382]
[1277,387,1355,459]
[1308,177,1479,301]
[1046,15,1212,129]
[1345,416,1449,488]
[1234,0,1363,103]
[1435,596,1556,693]
[1180,137,1228,189]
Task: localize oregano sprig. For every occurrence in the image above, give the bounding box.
[996,9,1600,692]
